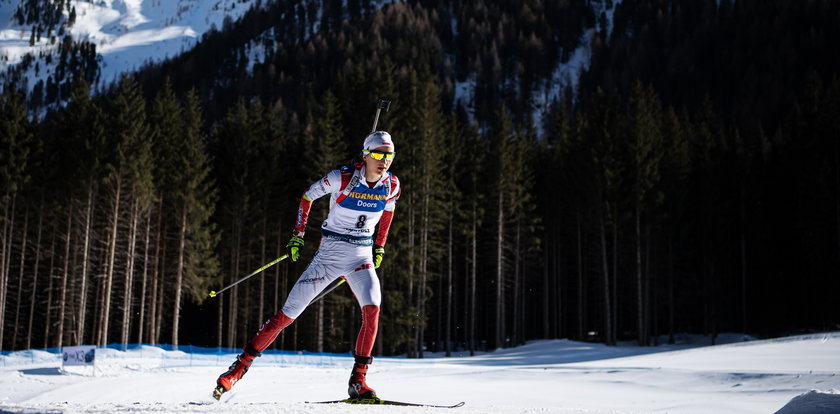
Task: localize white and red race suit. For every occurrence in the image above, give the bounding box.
[245,163,400,359]
[295,162,400,246]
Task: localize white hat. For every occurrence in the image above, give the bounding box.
[363,131,394,151]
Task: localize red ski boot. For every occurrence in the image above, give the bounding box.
[213,351,257,399]
[348,355,378,400]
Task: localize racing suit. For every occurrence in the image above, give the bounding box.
[244,163,400,359]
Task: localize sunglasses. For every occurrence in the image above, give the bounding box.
[364,150,396,161]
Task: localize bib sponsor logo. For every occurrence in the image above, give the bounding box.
[348,192,387,201]
[298,276,326,285]
[357,200,378,208]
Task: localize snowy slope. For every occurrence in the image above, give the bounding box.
[0,332,838,413]
[3,0,610,128]
[0,0,262,88]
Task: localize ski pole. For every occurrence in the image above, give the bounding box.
[209,254,289,298]
[371,98,391,132]
[309,278,346,305]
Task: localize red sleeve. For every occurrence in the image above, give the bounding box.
[374,209,394,247]
[294,196,313,234]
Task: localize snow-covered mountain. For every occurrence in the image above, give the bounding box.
[1,0,615,127]
[0,0,262,90]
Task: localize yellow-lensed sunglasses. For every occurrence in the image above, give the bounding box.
[364,150,396,161]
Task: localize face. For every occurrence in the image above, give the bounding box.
[364,145,395,178]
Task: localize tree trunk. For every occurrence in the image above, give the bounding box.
[0,193,6,351]
[635,197,645,346]
[57,207,73,348]
[12,207,29,349]
[417,182,430,358]
[0,192,16,350]
[44,229,57,349]
[576,212,584,341]
[149,197,163,344]
[259,217,267,325]
[599,213,613,346]
[739,185,748,333]
[172,200,188,348]
[316,211,325,353]
[122,198,140,348]
[555,226,561,339]
[217,289,224,349]
[406,198,416,357]
[226,218,241,348]
[646,223,655,345]
[154,252,166,343]
[26,199,44,350]
[612,205,619,344]
[101,176,122,346]
[138,213,151,344]
[495,191,504,349]
[78,186,94,345]
[513,221,521,346]
[445,214,453,357]
[316,300,324,353]
[667,231,675,344]
[542,228,550,339]
[469,203,477,356]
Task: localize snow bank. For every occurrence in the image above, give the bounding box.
[775,390,840,414]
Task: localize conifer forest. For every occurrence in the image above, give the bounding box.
[0,0,839,356]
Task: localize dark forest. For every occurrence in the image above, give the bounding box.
[0,0,838,356]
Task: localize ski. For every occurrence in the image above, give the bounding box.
[309,397,465,408]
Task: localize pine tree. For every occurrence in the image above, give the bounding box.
[628,81,664,346]
[98,75,149,347]
[489,104,515,349]
[0,86,33,351]
[171,90,218,347]
[404,72,447,357]
[582,86,623,346]
[148,80,182,344]
[54,73,106,346]
[508,120,539,347]
[301,89,346,353]
[659,107,691,344]
[456,121,485,356]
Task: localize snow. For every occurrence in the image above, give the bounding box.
[451,0,625,133]
[1,332,838,413]
[775,390,840,414]
[0,0,262,88]
[453,72,476,123]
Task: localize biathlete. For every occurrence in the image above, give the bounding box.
[214,131,401,401]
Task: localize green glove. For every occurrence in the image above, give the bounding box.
[373,245,385,269]
[286,235,305,261]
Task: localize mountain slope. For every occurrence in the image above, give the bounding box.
[1,0,262,102]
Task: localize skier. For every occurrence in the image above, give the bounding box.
[214,131,401,401]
